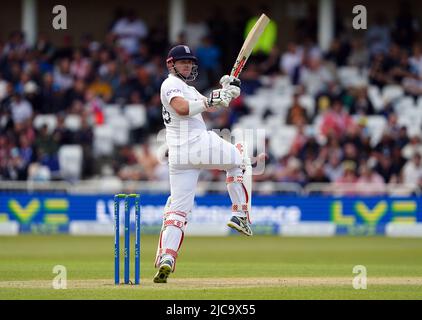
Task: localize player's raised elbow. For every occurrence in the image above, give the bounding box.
[170,97,189,116]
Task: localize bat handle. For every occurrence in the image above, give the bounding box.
[230,78,241,88]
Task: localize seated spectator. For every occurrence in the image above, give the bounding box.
[307,160,330,183]
[369,53,390,88]
[332,161,358,195]
[53,58,74,91]
[70,49,91,80]
[349,87,375,115]
[112,11,148,56]
[286,93,309,125]
[4,147,26,180]
[275,157,307,186]
[280,42,303,83]
[374,131,395,160]
[391,145,407,183]
[313,81,344,118]
[115,145,144,180]
[374,154,395,183]
[39,72,64,114]
[385,113,402,139]
[137,143,159,181]
[17,134,34,171]
[324,152,343,182]
[402,134,422,160]
[100,61,120,91]
[10,93,33,126]
[356,162,386,195]
[299,55,333,96]
[348,37,369,69]
[259,46,281,76]
[409,43,422,78]
[64,79,86,110]
[34,124,59,172]
[396,126,410,150]
[239,64,262,95]
[342,142,359,168]
[389,49,415,84]
[196,36,222,87]
[113,72,132,104]
[27,162,51,181]
[366,14,390,57]
[402,153,422,187]
[290,122,308,156]
[53,114,73,145]
[87,74,113,103]
[320,99,355,139]
[325,38,350,67]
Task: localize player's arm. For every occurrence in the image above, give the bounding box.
[170,96,205,116]
[170,90,233,116]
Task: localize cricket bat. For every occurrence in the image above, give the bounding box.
[230,13,270,78]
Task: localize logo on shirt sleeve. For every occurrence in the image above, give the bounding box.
[166,88,182,96]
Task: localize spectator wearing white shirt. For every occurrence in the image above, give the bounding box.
[10,93,33,125]
[402,153,422,187]
[366,14,391,56]
[53,58,74,91]
[280,42,303,82]
[112,11,148,55]
[402,134,422,160]
[299,56,333,96]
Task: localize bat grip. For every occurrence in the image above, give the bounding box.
[230,78,241,88]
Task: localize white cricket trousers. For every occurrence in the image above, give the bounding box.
[156,130,247,267]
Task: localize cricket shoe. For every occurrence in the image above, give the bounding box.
[227,215,253,236]
[153,258,173,283]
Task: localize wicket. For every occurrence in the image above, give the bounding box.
[114,193,141,285]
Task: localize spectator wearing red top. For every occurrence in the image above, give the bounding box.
[356,162,386,195]
[320,99,355,139]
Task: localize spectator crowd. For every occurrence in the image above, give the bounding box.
[0,5,421,193]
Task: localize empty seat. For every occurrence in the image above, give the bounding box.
[64,114,82,131]
[103,104,121,122]
[382,85,404,103]
[367,85,384,112]
[93,125,114,156]
[108,116,130,145]
[365,116,388,146]
[123,104,147,129]
[265,115,285,133]
[398,108,422,131]
[269,126,297,158]
[299,95,315,116]
[270,95,292,115]
[33,114,57,133]
[338,67,360,87]
[237,114,263,128]
[394,96,415,113]
[58,145,83,180]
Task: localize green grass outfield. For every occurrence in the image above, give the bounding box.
[0,235,422,299]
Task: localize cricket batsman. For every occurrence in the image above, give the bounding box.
[153,45,253,283]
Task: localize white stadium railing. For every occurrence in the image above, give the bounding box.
[0,180,420,196]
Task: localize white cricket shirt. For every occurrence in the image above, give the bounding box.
[160,73,207,147]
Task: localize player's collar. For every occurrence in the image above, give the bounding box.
[169,73,187,85]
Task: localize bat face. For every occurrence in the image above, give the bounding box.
[230,14,270,78]
[232,56,247,78]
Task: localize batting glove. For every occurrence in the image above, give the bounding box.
[219,75,241,99]
[207,88,232,108]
